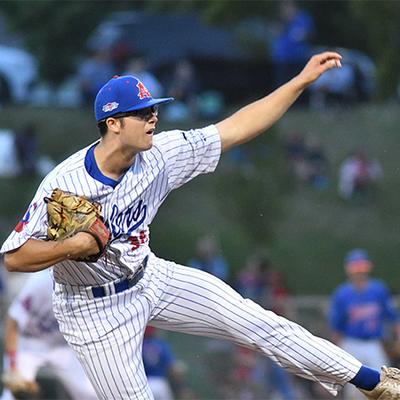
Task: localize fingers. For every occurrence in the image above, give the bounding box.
[311,52,342,72]
[327,58,342,68]
[314,51,342,62]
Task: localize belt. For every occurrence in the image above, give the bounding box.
[91,255,148,298]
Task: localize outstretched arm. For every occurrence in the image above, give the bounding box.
[216,52,342,152]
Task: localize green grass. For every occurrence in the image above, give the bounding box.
[1,103,400,295]
[272,103,400,293]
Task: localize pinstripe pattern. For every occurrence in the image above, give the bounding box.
[147,259,362,394]
[1,125,220,286]
[53,254,362,399]
[2,123,364,399]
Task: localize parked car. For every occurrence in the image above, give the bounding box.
[0,45,38,105]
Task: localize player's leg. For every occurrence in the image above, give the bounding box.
[147,260,362,397]
[147,377,174,400]
[48,345,98,400]
[53,282,155,400]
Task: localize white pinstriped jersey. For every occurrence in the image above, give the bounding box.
[1,125,221,286]
[1,121,365,400]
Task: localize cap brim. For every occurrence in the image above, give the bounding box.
[125,97,174,112]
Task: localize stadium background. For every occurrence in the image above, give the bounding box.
[0,1,400,399]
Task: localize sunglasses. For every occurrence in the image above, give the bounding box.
[113,105,159,122]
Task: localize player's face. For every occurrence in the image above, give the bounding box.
[117,106,159,151]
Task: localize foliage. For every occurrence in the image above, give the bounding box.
[349,0,400,98]
[1,1,399,97]
[1,103,400,295]
[0,0,136,84]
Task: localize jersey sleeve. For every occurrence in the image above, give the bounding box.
[154,124,221,190]
[161,340,175,368]
[0,182,51,254]
[380,283,400,322]
[328,290,347,333]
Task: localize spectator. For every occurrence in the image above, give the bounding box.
[77,49,115,105]
[225,346,263,400]
[188,235,229,281]
[282,133,329,190]
[305,137,329,190]
[143,327,189,400]
[235,253,270,303]
[14,123,38,176]
[262,268,299,400]
[165,60,199,122]
[338,148,383,201]
[0,129,19,178]
[282,131,309,181]
[270,0,315,88]
[0,270,96,400]
[329,249,400,399]
[124,56,164,99]
[235,254,298,399]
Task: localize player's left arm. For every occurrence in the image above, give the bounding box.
[3,315,18,371]
[381,285,400,339]
[328,290,347,345]
[216,51,342,152]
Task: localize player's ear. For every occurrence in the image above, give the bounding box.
[106,117,122,134]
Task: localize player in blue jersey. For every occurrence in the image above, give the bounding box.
[143,327,187,400]
[329,249,400,399]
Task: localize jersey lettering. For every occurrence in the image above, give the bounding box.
[128,230,148,251]
[108,200,147,238]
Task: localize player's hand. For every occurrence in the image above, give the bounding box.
[295,51,342,88]
[65,232,102,260]
[2,369,40,398]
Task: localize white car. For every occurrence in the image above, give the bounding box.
[0,44,38,104]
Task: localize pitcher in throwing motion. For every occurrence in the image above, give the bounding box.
[2,52,400,400]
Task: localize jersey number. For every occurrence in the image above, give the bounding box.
[128,230,147,250]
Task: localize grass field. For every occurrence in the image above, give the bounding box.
[1,102,399,295]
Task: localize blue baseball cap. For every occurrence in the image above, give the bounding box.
[94,75,174,122]
[344,248,372,273]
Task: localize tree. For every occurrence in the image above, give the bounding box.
[349,0,400,98]
[1,1,399,98]
[0,1,135,84]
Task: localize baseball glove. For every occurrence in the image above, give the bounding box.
[2,370,40,399]
[44,188,110,261]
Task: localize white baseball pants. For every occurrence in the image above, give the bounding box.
[53,254,362,400]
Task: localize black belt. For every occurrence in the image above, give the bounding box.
[91,255,148,298]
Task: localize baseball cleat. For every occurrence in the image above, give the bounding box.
[359,367,400,399]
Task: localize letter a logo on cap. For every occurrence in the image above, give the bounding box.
[136,82,152,99]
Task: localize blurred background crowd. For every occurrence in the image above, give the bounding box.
[1,1,400,399]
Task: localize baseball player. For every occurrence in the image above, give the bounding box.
[0,269,96,400]
[1,52,400,400]
[329,249,400,399]
[143,326,186,400]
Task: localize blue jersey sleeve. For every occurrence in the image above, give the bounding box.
[380,283,400,322]
[329,289,347,333]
